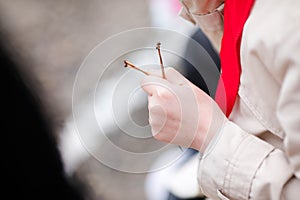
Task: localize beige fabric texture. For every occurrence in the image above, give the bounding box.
[178,0,300,199]
[198,0,300,199]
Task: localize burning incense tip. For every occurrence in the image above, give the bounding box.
[124,60,129,68]
[156,42,161,50]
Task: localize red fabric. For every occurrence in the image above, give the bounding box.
[215,0,255,117]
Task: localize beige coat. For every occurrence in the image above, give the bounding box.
[180,0,300,199]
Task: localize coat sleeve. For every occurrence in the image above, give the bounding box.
[197,1,300,199]
[198,120,300,200]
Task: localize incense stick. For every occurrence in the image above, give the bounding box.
[156,42,166,79]
[123,60,150,76]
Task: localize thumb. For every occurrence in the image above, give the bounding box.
[140,75,171,96]
[164,68,190,85]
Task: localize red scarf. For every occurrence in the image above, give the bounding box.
[215,0,255,117]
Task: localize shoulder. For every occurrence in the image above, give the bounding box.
[242,0,300,81]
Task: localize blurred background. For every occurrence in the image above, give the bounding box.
[0,0,219,199]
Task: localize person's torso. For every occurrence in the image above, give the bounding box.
[228,0,300,150]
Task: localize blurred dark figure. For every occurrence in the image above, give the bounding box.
[183,28,220,97]
[191,29,220,68]
[1,46,84,199]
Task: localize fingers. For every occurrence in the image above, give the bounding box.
[141,67,196,99]
[164,68,190,85]
[147,95,167,136]
[146,67,189,83]
[140,75,171,96]
[147,68,163,77]
[164,68,206,95]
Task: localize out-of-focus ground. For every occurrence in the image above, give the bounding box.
[0,0,200,200]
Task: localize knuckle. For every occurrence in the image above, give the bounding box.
[159,89,174,99]
[165,67,176,73]
[149,104,162,115]
[152,132,160,140]
[153,132,164,141]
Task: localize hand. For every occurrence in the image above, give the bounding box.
[141,68,227,153]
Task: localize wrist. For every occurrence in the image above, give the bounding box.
[192,90,228,153]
